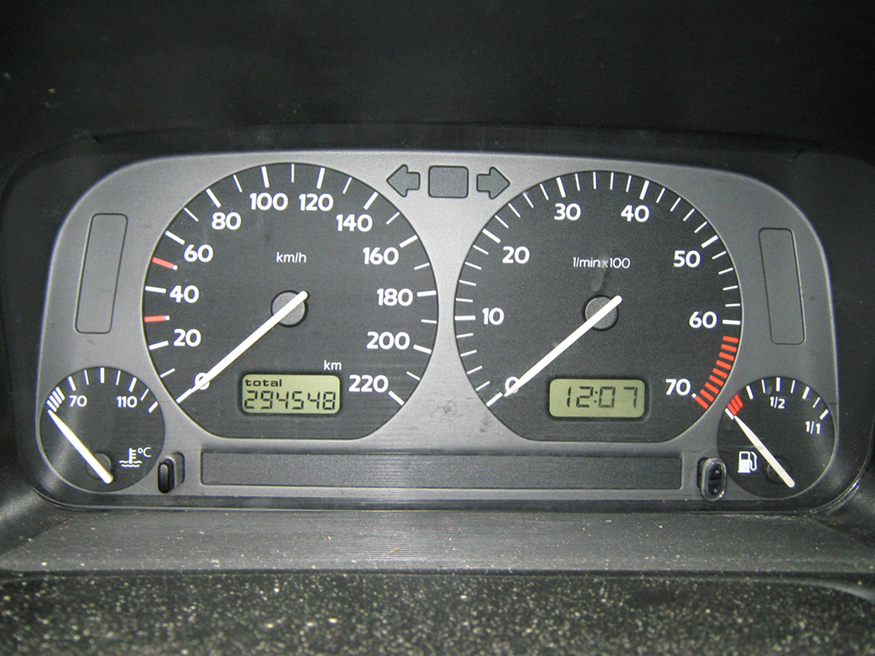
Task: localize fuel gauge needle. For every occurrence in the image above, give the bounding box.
[727,410,796,488]
[175,290,308,404]
[47,410,113,484]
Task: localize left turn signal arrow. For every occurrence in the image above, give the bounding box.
[387,165,421,197]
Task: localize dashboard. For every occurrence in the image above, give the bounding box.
[14,142,860,511]
[2,2,875,654]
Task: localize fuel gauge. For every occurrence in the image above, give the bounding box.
[717,376,835,498]
[39,367,165,492]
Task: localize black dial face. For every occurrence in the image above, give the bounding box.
[143,163,438,439]
[39,368,164,492]
[718,377,836,498]
[455,171,743,442]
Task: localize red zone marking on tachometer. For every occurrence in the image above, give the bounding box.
[151,257,177,270]
[693,335,740,409]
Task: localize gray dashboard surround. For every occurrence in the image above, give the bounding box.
[30,150,838,508]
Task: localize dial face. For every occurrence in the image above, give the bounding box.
[143,163,438,439]
[718,377,836,498]
[39,368,164,492]
[455,171,743,441]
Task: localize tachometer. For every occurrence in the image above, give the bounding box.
[455,171,742,441]
[143,163,437,439]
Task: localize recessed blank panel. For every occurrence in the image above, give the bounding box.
[76,214,127,334]
[759,228,804,345]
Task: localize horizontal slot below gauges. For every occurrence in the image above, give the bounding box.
[201,453,682,489]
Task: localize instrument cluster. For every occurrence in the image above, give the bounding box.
[15,148,847,509]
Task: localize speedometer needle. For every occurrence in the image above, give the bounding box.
[175,290,309,404]
[48,410,114,484]
[496,294,623,402]
[727,410,796,488]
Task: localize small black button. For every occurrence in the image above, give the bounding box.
[698,457,727,501]
[157,461,173,493]
[157,453,185,494]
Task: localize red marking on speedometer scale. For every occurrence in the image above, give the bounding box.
[693,335,740,409]
[151,257,178,270]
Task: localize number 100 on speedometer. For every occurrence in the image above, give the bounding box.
[143,163,438,439]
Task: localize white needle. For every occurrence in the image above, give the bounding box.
[47,410,114,484]
[728,410,796,488]
[504,295,623,397]
[175,290,308,404]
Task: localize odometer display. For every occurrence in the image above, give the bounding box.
[455,171,742,442]
[241,374,340,415]
[549,378,645,418]
[143,163,438,439]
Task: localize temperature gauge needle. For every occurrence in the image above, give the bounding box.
[494,295,623,403]
[47,410,114,484]
[175,290,308,404]
[727,410,796,488]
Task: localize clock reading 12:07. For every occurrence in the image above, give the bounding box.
[549,378,646,418]
[455,171,742,442]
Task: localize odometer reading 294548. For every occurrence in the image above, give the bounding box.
[143,163,437,439]
[455,171,742,442]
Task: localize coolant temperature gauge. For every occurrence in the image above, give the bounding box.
[39,367,165,492]
[717,376,835,498]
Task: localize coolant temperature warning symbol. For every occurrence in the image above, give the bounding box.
[119,447,152,469]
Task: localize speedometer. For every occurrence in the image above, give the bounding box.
[143,163,438,439]
[455,171,742,442]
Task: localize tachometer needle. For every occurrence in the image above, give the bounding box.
[500,295,623,400]
[727,410,796,488]
[47,410,114,484]
[175,291,309,404]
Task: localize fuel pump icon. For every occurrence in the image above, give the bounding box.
[738,451,758,474]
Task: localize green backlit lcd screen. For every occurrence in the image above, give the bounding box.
[549,378,646,418]
[241,374,340,415]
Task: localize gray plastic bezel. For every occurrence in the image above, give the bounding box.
[28,150,838,508]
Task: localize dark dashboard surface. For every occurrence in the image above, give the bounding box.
[2,1,875,654]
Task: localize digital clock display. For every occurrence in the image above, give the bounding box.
[549,378,646,418]
[241,374,340,415]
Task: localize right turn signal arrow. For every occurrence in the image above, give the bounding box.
[476,167,510,199]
